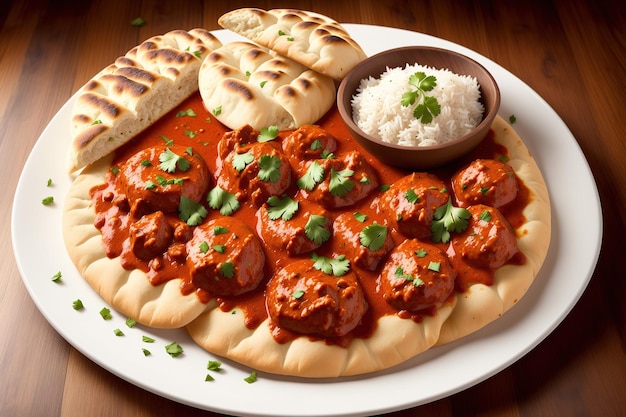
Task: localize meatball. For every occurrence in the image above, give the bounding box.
[217,141,292,207]
[333,212,394,271]
[266,259,367,338]
[380,239,456,312]
[452,159,518,208]
[299,150,378,209]
[216,124,258,160]
[186,217,265,296]
[451,204,518,269]
[378,172,449,239]
[282,125,337,175]
[128,211,172,260]
[118,145,211,215]
[257,197,332,257]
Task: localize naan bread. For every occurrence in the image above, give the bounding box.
[67,29,222,173]
[198,41,336,131]
[218,8,366,81]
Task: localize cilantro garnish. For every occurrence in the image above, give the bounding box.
[207,360,222,371]
[219,262,235,279]
[199,241,209,253]
[72,299,84,310]
[394,266,424,287]
[178,196,208,226]
[51,271,62,283]
[212,244,226,254]
[257,155,282,183]
[266,195,299,221]
[99,307,112,320]
[207,186,240,216]
[244,371,258,384]
[509,114,517,124]
[311,253,350,277]
[292,289,305,299]
[165,341,184,358]
[213,226,229,235]
[405,189,420,204]
[159,148,190,173]
[142,349,151,356]
[400,71,441,124]
[297,161,324,190]
[480,210,492,222]
[310,139,323,151]
[305,215,331,245]
[212,106,222,116]
[232,151,254,172]
[428,261,441,272]
[114,328,124,336]
[430,197,471,243]
[329,168,355,197]
[142,336,155,343]
[360,223,388,251]
[258,125,279,142]
[42,196,54,205]
[176,109,197,117]
[353,212,367,222]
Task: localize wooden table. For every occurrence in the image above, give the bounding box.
[2,0,624,415]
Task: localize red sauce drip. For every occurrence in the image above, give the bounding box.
[90,92,530,346]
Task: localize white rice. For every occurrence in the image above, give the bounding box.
[351,64,484,147]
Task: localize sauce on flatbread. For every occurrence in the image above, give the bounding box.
[89,92,527,345]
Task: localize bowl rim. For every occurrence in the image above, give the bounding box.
[337,45,501,152]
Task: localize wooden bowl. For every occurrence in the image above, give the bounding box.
[337,46,500,170]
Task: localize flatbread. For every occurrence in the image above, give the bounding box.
[198,41,336,131]
[67,29,222,173]
[218,8,367,80]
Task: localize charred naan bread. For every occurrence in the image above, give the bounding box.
[67,29,222,173]
[198,41,336,131]
[218,8,366,81]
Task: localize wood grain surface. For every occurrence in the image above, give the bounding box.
[1,0,624,416]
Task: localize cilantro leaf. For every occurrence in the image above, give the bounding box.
[430,197,471,243]
[159,148,190,173]
[405,189,420,204]
[232,150,254,172]
[179,196,208,226]
[207,186,240,216]
[394,266,424,287]
[304,215,331,245]
[297,161,325,190]
[266,195,299,221]
[329,168,355,197]
[219,262,235,279]
[311,253,350,277]
[258,125,279,142]
[257,154,282,183]
[401,71,441,124]
[165,341,184,358]
[360,223,388,251]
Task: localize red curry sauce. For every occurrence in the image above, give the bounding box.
[90,92,529,345]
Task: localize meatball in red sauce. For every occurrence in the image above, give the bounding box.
[118,145,210,216]
[266,259,367,338]
[257,196,332,258]
[186,217,265,297]
[333,212,394,271]
[217,141,292,207]
[299,150,378,209]
[378,172,449,239]
[452,159,518,208]
[380,239,456,312]
[450,204,518,269]
[282,125,337,175]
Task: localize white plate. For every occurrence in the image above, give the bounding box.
[11,25,602,417]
